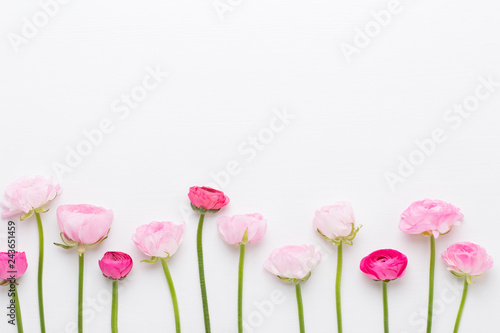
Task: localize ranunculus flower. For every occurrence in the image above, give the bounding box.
[399,199,463,239]
[0,252,28,280]
[188,186,229,212]
[360,249,408,281]
[99,252,133,280]
[441,242,493,283]
[132,221,185,259]
[217,213,267,245]
[313,202,360,245]
[264,245,322,282]
[57,204,113,247]
[1,175,61,220]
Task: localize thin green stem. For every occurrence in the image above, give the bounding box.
[78,252,84,333]
[197,213,211,333]
[35,212,46,333]
[13,282,23,333]
[295,283,305,333]
[453,278,469,333]
[161,258,181,333]
[335,243,343,333]
[382,281,389,333]
[111,280,118,333]
[426,236,435,333]
[238,244,246,333]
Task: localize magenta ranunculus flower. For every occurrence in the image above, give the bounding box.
[264,245,322,282]
[441,242,493,283]
[99,252,133,280]
[313,202,360,245]
[217,213,267,245]
[399,199,463,239]
[360,249,408,281]
[188,186,229,212]
[1,175,61,220]
[0,252,28,281]
[132,221,185,259]
[56,204,113,250]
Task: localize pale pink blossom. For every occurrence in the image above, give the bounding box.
[57,204,113,245]
[132,221,185,258]
[313,202,359,244]
[264,245,321,282]
[441,242,493,283]
[217,213,267,245]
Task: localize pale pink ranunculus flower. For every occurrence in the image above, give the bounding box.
[441,242,493,283]
[98,251,133,280]
[399,199,463,239]
[217,213,267,245]
[313,202,359,244]
[1,175,61,219]
[57,204,113,245]
[0,252,28,280]
[188,186,229,212]
[132,221,185,259]
[264,245,322,282]
[360,249,408,281]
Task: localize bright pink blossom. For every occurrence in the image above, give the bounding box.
[188,186,229,211]
[0,252,28,280]
[217,213,267,245]
[132,221,185,258]
[360,249,408,281]
[441,242,493,283]
[99,252,133,280]
[264,245,321,282]
[57,204,113,245]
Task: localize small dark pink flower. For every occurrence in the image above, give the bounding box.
[98,252,133,280]
[360,249,408,281]
[188,186,229,212]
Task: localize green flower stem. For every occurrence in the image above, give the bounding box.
[426,236,435,333]
[238,244,246,333]
[197,213,210,333]
[111,280,118,333]
[78,252,84,333]
[13,282,23,333]
[382,281,389,333]
[335,243,343,333]
[34,211,46,333]
[161,258,181,333]
[453,278,469,333]
[295,283,305,333]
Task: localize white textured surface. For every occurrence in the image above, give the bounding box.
[1,0,499,332]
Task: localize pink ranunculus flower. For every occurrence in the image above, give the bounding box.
[188,186,229,212]
[264,245,322,283]
[360,249,408,281]
[132,221,185,259]
[217,213,267,245]
[99,252,133,280]
[0,252,28,281]
[56,204,113,249]
[1,175,61,220]
[399,199,463,239]
[441,242,493,283]
[313,202,360,245]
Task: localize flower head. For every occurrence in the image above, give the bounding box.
[399,199,463,239]
[313,202,360,245]
[1,175,61,220]
[0,252,28,282]
[99,252,133,280]
[360,249,408,281]
[132,221,185,261]
[217,213,267,246]
[441,242,493,284]
[264,245,322,283]
[188,186,229,213]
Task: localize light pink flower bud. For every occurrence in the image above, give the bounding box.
[441,242,493,283]
[57,204,113,245]
[1,175,61,220]
[360,249,408,281]
[313,202,360,245]
[264,245,322,283]
[132,221,185,259]
[0,252,28,281]
[98,251,133,280]
[217,213,267,245]
[399,199,463,239]
[188,186,229,212]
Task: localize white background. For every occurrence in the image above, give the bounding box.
[1,0,500,332]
